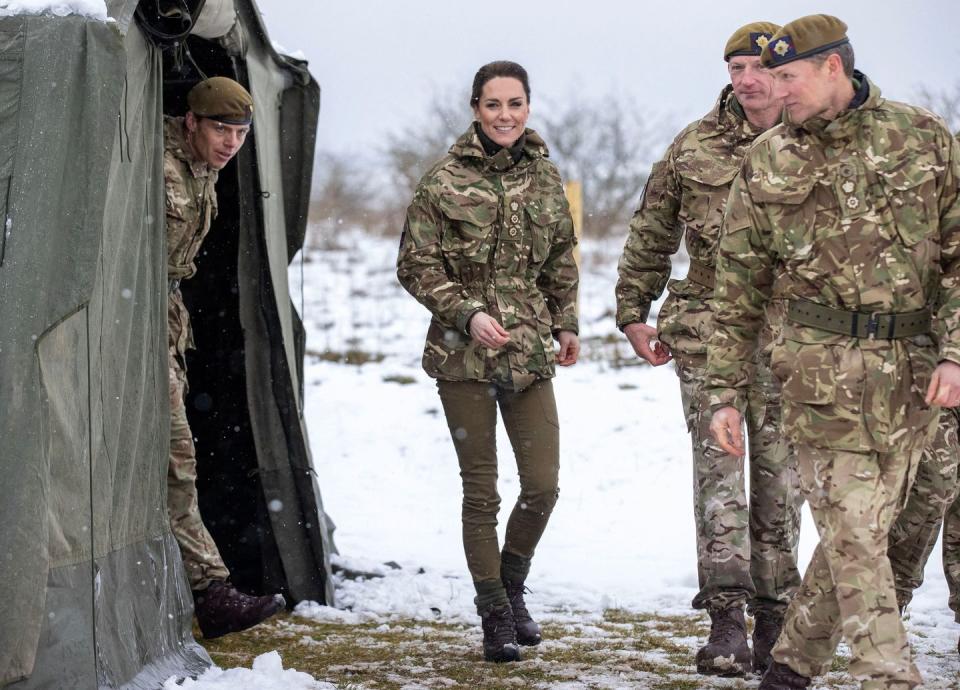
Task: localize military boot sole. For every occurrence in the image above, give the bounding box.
[484,642,521,663]
[696,652,751,677]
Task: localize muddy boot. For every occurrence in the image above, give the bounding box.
[695,606,751,676]
[759,661,811,688]
[193,580,285,639]
[752,609,784,674]
[481,604,521,663]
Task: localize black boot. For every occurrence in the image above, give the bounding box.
[759,661,811,688]
[503,580,542,646]
[481,604,521,663]
[695,606,751,676]
[193,581,285,639]
[752,609,784,674]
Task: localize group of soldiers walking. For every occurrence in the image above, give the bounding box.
[616,13,960,690]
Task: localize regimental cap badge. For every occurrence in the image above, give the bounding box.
[723,21,781,61]
[774,38,792,56]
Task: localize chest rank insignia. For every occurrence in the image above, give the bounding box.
[846,196,860,210]
[842,180,855,194]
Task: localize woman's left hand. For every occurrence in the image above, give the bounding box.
[556,331,579,367]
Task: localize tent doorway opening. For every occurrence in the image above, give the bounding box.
[162,36,287,599]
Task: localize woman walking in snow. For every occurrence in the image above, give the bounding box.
[396,60,580,663]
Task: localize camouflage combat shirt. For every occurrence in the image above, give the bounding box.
[706,74,960,452]
[615,85,769,362]
[397,125,579,391]
[164,115,219,356]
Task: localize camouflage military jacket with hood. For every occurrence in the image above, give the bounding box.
[615,85,770,362]
[164,115,219,356]
[706,74,960,452]
[397,124,579,391]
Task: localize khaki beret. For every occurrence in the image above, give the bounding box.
[724,22,781,61]
[761,14,849,68]
[187,77,254,125]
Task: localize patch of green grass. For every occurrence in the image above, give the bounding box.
[382,374,417,385]
[306,348,386,365]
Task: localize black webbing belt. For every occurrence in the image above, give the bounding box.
[787,299,931,339]
[686,259,716,289]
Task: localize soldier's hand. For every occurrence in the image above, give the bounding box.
[468,312,510,350]
[557,330,579,367]
[709,406,746,457]
[926,361,960,407]
[623,322,672,366]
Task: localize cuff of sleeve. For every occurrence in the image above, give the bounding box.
[939,348,960,368]
[457,302,487,335]
[552,317,579,338]
[616,304,651,331]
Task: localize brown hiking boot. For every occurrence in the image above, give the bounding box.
[695,607,751,676]
[193,581,285,639]
[480,604,521,663]
[759,661,811,688]
[752,610,784,674]
[503,580,541,646]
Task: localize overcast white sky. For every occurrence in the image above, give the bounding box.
[262,1,960,155]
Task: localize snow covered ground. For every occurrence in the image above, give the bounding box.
[180,228,960,688]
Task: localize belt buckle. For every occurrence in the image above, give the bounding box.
[866,312,881,340]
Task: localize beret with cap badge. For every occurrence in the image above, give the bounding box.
[187,76,254,125]
[761,14,849,68]
[724,21,781,61]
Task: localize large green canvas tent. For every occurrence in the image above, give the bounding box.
[0,1,334,686]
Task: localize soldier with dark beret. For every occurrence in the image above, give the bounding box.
[616,21,801,677]
[165,76,284,638]
[397,60,579,663]
[706,14,960,689]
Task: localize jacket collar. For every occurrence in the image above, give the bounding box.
[791,70,881,140]
[449,123,549,171]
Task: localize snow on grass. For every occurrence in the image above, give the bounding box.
[162,650,334,689]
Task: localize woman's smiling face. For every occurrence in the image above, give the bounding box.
[472,77,530,148]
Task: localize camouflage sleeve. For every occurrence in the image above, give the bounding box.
[537,184,579,335]
[396,184,486,334]
[937,133,960,364]
[614,141,683,329]
[705,165,776,410]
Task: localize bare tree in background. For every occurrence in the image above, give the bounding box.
[916,82,960,133]
[308,151,378,247]
[538,95,668,237]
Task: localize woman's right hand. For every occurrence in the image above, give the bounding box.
[468,312,510,349]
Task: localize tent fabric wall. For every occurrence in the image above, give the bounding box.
[1,16,209,688]
[234,2,336,605]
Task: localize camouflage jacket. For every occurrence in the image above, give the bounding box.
[164,115,219,356]
[397,125,579,391]
[706,75,960,452]
[615,86,768,361]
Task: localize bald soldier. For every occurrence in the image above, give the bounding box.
[165,77,284,638]
[705,15,960,689]
[616,22,801,676]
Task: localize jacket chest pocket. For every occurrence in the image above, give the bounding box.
[875,164,939,248]
[438,197,497,266]
[750,172,826,260]
[524,197,565,265]
[676,164,738,254]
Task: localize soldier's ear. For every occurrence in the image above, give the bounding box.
[185,111,198,132]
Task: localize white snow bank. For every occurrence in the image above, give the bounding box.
[161,651,333,690]
[0,0,107,19]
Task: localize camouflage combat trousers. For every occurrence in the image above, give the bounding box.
[168,296,229,591]
[944,485,960,621]
[888,408,960,610]
[676,356,802,614]
[773,444,923,689]
[437,378,560,610]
